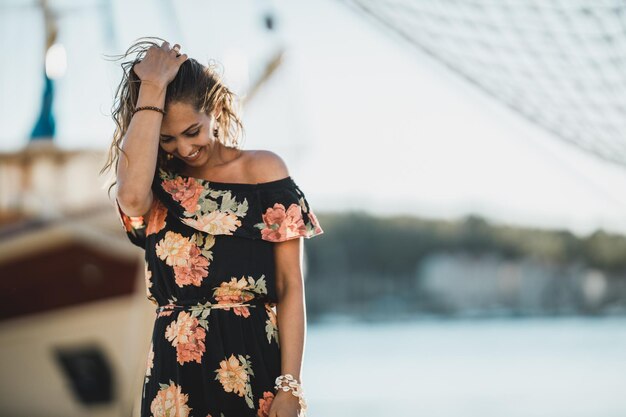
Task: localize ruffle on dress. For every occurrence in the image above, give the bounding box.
[114,168,324,249]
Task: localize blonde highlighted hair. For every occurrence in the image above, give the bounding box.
[100,36,245,196]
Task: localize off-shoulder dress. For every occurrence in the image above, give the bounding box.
[115,167,324,417]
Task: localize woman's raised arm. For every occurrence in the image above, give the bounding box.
[116,41,187,216]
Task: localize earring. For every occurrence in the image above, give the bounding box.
[166,153,173,160]
[213,127,219,139]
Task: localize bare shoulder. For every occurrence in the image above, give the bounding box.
[244,149,290,182]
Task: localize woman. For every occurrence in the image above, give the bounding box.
[100,38,323,417]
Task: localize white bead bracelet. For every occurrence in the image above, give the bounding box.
[274,374,308,416]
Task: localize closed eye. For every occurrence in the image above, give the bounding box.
[160,130,199,142]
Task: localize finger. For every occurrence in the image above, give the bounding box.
[171,44,182,57]
[177,53,188,61]
[161,40,170,49]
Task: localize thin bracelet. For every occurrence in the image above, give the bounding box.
[133,106,166,115]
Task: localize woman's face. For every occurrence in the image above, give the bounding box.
[159,101,219,167]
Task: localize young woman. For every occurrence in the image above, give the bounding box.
[101,38,323,417]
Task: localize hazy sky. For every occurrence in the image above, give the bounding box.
[2,0,626,237]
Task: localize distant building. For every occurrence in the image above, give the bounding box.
[416,251,618,316]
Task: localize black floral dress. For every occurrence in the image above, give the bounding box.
[114,167,324,417]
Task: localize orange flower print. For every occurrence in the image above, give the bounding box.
[215,354,255,409]
[156,231,193,267]
[264,304,279,345]
[146,198,168,235]
[308,210,324,235]
[157,232,212,288]
[257,203,307,242]
[158,309,174,318]
[125,215,144,232]
[116,200,145,232]
[150,380,192,417]
[164,311,207,365]
[162,176,204,213]
[213,277,255,317]
[183,210,242,235]
[257,391,275,417]
[213,275,267,318]
[144,262,158,305]
[173,245,209,287]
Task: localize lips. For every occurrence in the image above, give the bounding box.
[183,148,201,161]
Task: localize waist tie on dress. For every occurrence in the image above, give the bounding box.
[155,300,264,314]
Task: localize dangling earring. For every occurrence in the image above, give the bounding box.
[166,153,173,160]
[213,126,219,139]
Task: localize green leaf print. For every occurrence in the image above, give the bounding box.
[200,197,219,213]
[238,354,255,377]
[201,249,214,260]
[207,189,223,199]
[238,354,255,409]
[265,320,279,345]
[220,191,237,212]
[192,232,214,262]
[204,234,216,250]
[234,198,249,217]
[254,275,268,295]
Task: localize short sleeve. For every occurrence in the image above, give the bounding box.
[114,198,148,249]
[256,179,324,242]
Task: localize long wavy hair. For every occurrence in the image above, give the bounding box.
[100,36,245,197]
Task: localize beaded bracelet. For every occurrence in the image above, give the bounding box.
[274,374,308,416]
[133,105,166,116]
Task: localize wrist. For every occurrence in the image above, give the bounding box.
[140,79,168,92]
[275,374,304,392]
[137,82,166,109]
[274,374,308,415]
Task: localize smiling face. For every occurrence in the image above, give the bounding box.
[159,101,220,167]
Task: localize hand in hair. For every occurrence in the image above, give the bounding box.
[132,40,188,89]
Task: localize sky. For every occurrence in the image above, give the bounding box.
[2,0,626,237]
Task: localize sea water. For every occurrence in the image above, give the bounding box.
[303,316,626,417]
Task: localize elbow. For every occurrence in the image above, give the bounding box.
[116,189,152,217]
[275,273,304,301]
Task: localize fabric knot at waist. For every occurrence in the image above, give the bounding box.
[156,297,267,314]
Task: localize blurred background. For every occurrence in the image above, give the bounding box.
[1,0,626,416]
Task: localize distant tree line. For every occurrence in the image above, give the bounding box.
[303,211,626,321]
